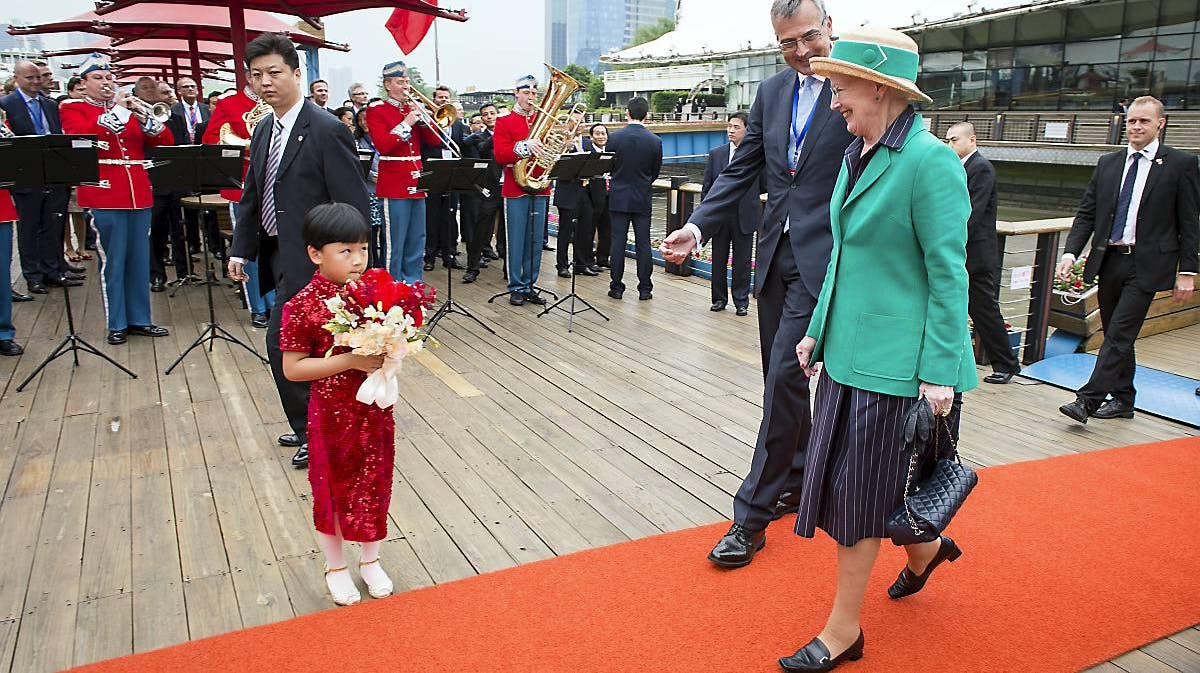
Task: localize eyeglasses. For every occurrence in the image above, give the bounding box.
[778,30,825,52]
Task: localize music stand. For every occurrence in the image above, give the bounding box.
[537,152,614,331]
[158,148,266,374]
[418,158,497,336]
[0,136,138,390]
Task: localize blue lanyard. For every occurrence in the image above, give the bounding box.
[791,78,819,157]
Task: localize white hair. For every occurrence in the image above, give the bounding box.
[771,0,828,22]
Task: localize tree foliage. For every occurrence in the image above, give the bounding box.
[626,17,675,48]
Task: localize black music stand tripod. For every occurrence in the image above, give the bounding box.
[418,158,496,336]
[0,135,139,391]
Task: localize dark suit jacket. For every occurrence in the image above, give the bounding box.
[689,70,853,297]
[553,137,594,209]
[1065,143,1200,292]
[701,142,762,237]
[419,119,467,160]
[171,101,211,123]
[606,122,662,214]
[963,151,999,275]
[586,141,610,211]
[231,99,371,299]
[0,91,63,195]
[462,127,502,198]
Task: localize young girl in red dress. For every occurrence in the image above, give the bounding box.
[280,203,395,606]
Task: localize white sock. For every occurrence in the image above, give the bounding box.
[318,530,359,605]
[358,542,393,598]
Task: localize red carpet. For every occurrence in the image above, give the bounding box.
[69,438,1200,673]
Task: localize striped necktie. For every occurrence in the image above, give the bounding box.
[261,119,285,236]
[791,76,816,169]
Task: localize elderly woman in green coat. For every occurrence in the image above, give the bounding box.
[782,27,978,673]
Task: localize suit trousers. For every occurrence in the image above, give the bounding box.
[229,204,274,316]
[504,195,548,294]
[734,236,814,530]
[92,208,153,332]
[710,227,753,306]
[1078,251,1156,406]
[385,197,427,284]
[149,194,182,283]
[13,187,68,285]
[459,192,479,250]
[556,203,594,271]
[267,245,312,441]
[608,210,652,293]
[968,266,1021,373]
[423,191,457,262]
[591,199,610,266]
[466,196,502,271]
[0,222,14,340]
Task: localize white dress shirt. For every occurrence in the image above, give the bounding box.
[180,100,204,140]
[960,149,977,165]
[1111,137,1158,246]
[229,97,305,267]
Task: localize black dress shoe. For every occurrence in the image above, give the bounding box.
[779,630,864,672]
[586,264,601,273]
[127,325,169,337]
[65,270,87,281]
[736,305,749,316]
[1058,398,1094,424]
[888,535,962,599]
[479,258,490,268]
[607,289,623,300]
[150,278,166,293]
[1093,399,1134,419]
[557,269,571,278]
[443,257,465,270]
[67,263,86,274]
[707,523,766,568]
[462,270,479,283]
[292,444,309,468]
[711,300,727,312]
[983,371,1016,384]
[251,312,269,328]
[423,260,436,271]
[11,291,33,302]
[596,260,610,268]
[771,490,801,520]
[543,243,555,251]
[485,248,500,260]
[45,277,83,287]
[509,292,527,306]
[639,291,652,300]
[278,433,303,447]
[0,340,24,356]
[524,292,547,305]
[28,282,48,294]
[577,266,598,276]
[106,330,127,345]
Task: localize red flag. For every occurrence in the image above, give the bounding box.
[386,1,437,55]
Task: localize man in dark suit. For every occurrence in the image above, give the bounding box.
[586,123,611,270]
[422,85,468,271]
[228,33,371,467]
[606,96,662,300]
[461,102,504,283]
[701,111,760,316]
[1057,96,1198,423]
[171,77,211,143]
[553,121,598,278]
[661,0,854,567]
[148,81,193,291]
[0,60,76,294]
[946,122,1021,383]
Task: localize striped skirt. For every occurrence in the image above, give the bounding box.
[794,375,961,547]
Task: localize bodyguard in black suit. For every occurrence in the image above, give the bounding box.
[945,122,1021,383]
[228,34,371,467]
[553,132,598,277]
[1058,96,1198,423]
[660,2,854,567]
[701,112,760,315]
[0,61,71,292]
[606,97,662,300]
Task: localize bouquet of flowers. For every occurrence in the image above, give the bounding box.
[322,268,437,409]
[1053,256,1096,305]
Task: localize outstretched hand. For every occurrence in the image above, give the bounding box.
[659,228,696,264]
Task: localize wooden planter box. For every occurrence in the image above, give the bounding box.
[1050,286,1200,351]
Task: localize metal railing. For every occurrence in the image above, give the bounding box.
[923,110,1200,148]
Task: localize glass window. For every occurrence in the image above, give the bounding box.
[1158,0,1198,34]
[963,23,989,50]
[990,69,1013,108]
[1060,63,1120,110]
[963,50,987,70]
[1010,65,1063,109]
[1065,40,1121,64]
[1188,59,1200,108]
[1016,11,1065,45]
[1116,61,1154,99]
[922,51,962,72]
[1015,44,1064,67]
[922,28,963,52]
[1152,33,1194,60]
[990,17,1016,45]
[1124,0,1160,37]
[1066,0,1124,40]
[917,72,956,110]
[1151,60,1191,108]
[988,47,1014,69]
[960,70,988,109]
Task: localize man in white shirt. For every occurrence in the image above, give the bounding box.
[172,77,210,143]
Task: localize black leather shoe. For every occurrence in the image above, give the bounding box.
[462,270,479,284]
[779,630,864,672]
[65,270,87,281]
[127,325,169,337]
[443,257,465,269]
[639,291,652,300]
[11,291,33,302]
[707,523,766,568]
[524,292,547,306]
[557,269,571,278]
[45,277,83,287]
[150,278,166,293]
[28,282,48,294]
[423,260,435,271]
[1058,398,1094,424]
[888,535,962,599]
[586,264,601,274]
[251,312,269,328]
[278,433,303,447]
[607,289,623,300]
[485,249,500,260]
[772,491,801,520]
[0,340,23,356]
[983,371,1016,384]
[736,305,749,316]
[291,444,309,468]
[66,263,87,274]
[543,243,554,251]
[596,260,610,268]
[509,292,526,306]
[106,330,127,345]
[578,266,598,276]
[1093,399,1134,419]
[711,300,727,312]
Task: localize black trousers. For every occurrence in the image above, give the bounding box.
[556,201,594,271]
[608,210,652,293]
[734,236,815,530]
[591,199,611,265]
[711,227,753,306]
[13,187,68,284]
[968,267,1021,373]
[424,191,457,262]
[466,196,502,271]
[1078,251,1156,407]
[150,194,184,283]
[459,192,479,250]
[267,247,312,441]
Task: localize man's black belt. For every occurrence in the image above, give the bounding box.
[1107,243,1135,255]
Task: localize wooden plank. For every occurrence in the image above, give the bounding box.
[1113,649,1187,673]
[79,411,132,601]
[1169,628,1200,655]
[73,592,133,667]
[181,573,242,640]
[1140,639,1200,673]
[414,350,482,397]
[386,463,479,584]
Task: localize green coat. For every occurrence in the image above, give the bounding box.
[807,117,978,398]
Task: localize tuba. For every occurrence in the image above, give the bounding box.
[514,64,586,193]
[219,98,272,146]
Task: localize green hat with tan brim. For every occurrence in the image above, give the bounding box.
[810,26,931,104]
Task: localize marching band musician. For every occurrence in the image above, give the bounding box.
[493,74,550,307]
[0,116,21,356]
[59,53,174,346]
[364,59,442,283]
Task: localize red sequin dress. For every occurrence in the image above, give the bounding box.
[279,272,395,542]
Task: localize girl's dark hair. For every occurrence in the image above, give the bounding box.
[353,107,370,140]
[302,203,370,249]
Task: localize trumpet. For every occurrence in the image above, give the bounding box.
[403,87,461,157]
[125,96,172,124]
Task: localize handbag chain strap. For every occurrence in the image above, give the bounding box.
[900,414,959,537]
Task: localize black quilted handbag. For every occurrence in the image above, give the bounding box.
[885,399,978,546]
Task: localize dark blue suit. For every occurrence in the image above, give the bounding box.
[689,70,854,530]
[0,90,69,286]
[606,121,662,294]
[701,141,760,307]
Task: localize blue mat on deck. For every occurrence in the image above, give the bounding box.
[1020,353,1200,427]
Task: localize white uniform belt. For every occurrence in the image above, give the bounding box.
[379,156,420,162]
[98,159,152,166]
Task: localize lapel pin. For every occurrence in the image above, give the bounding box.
[297,135,304,142]
[1155,158,1163,165]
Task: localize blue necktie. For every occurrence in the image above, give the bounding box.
[28,98,46,135]
[790,76,816,169]
[1110,153,1142,243]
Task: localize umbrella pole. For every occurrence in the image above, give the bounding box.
[229,0,248,91]
[188,34,204,88]
[171,55,180,84]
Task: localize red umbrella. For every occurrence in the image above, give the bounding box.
[94,0,468,30]
[44,37,234,64]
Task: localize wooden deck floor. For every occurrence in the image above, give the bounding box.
[0,248,1196,673]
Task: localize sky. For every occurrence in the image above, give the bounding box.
[7,0,1018,93]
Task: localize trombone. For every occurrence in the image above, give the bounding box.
[125,97,172,124]
[403,87,461,157]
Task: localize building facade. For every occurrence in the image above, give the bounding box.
[546,0,675,72]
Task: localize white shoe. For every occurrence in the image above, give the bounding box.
[324,564,361,606]
[359,557,393,598]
